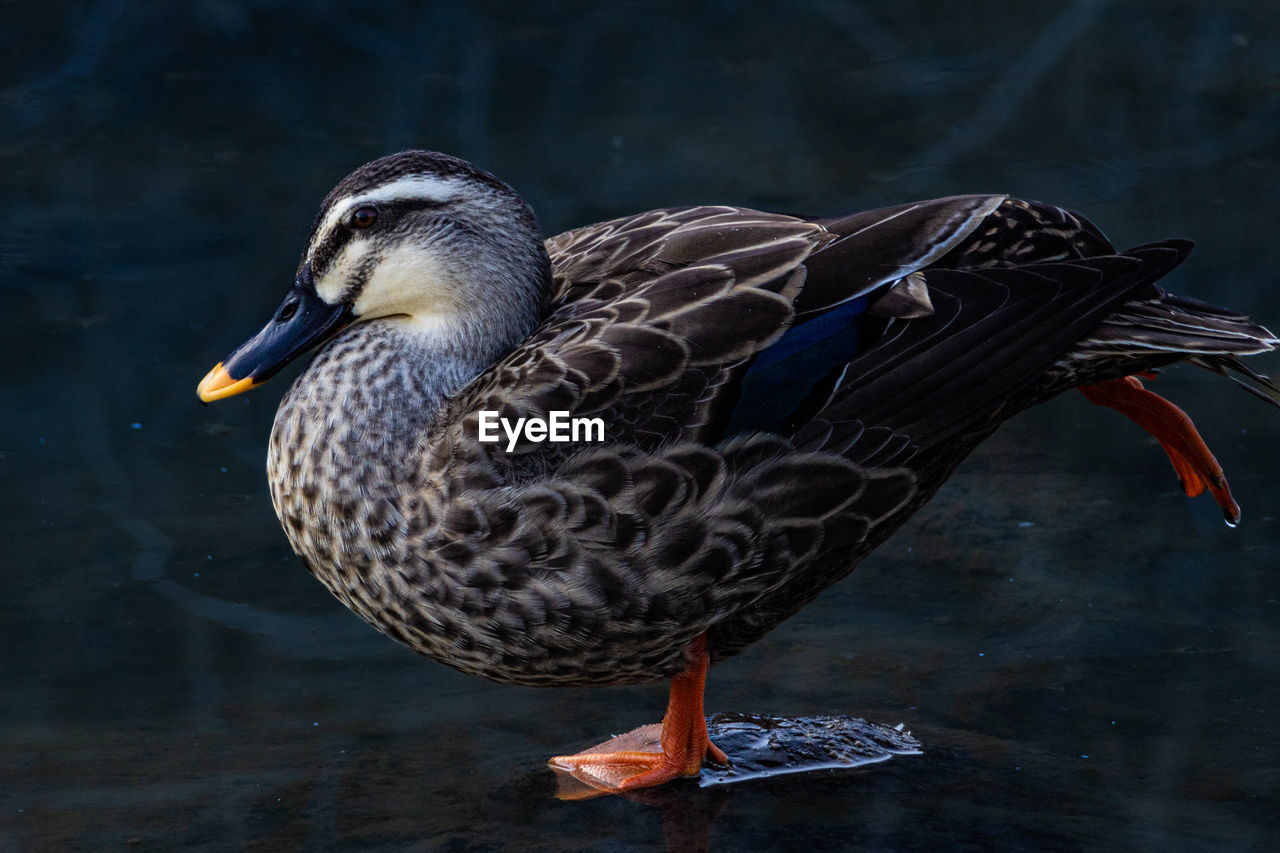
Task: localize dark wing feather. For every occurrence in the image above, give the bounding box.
[807,243,1191,450]
[797,194,1006,314]
[718,195,1060,437]
[483,197,1170,458]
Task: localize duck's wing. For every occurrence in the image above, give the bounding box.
[459,195,1205,470]
[459,198,1043,454]
[791,242,1194,454]
[709,195,1157,445]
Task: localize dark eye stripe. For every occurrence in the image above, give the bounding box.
[310,197,448,273]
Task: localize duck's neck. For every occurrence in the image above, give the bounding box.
[269,316,513,496]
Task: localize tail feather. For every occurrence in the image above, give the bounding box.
[1069,284,1280,409]
[1084,292,1279,356]
[1190,354,1280,410]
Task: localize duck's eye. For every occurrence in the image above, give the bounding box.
[350,206,378,229]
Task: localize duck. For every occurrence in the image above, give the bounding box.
[197,150,1279,794]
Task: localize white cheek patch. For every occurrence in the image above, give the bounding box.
[351,244,461,323]
[310,174,466,258]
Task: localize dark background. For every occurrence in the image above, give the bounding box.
[3,1,1279,850]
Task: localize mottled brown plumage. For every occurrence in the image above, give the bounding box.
[199,151,1278,790]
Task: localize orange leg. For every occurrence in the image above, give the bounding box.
[549,633,728,795]
[1078,375,1240,525]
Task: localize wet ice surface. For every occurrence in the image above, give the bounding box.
[550,713,922,799]
[699,713,923,786]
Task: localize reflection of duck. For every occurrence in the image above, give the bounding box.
[198,151,1278,793]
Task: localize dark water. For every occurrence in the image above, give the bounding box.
[4,1,1280,850]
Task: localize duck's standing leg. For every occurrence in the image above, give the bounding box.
[621,633,730,788]
[550,633,729,795]
[1078,375,1241,524]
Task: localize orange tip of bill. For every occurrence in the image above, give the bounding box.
[197,362,256,402]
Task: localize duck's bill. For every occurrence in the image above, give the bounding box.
[196,272,353,403]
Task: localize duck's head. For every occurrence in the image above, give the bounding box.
[197,150,552,402]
